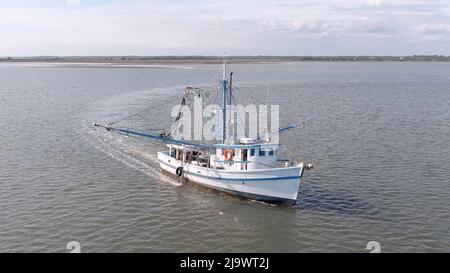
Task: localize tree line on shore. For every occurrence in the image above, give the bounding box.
[1,55,449,62]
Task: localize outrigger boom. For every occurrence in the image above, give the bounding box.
[93,123,300,150]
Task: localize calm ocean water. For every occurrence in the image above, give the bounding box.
[0,62,449,252]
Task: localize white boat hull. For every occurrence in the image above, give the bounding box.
[157,151,303,205]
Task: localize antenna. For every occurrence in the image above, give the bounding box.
[223,60,227,81]
[222,59,228,143]
[222,52,228,80]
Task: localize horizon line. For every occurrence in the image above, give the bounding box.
[1,54,449,58]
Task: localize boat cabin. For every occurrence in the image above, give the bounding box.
[167,138,279,171]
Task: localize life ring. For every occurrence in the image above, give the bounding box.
[224,149,234,161]
[176,166,183,177]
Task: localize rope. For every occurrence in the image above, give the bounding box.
[233,84,306,164]
[108,94,183,126]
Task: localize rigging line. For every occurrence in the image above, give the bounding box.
[173,87,221,144]
[201,83,222,144]
[202,111,220,146]
[171,83,223,143]
[233,85,301,162]
[231,86,266,140]
[234,85,295,134]
[210,65,223,85]
[109,65,222,128]
[108,95,183,126]
[230,88,248,139]
[233,86,267,107]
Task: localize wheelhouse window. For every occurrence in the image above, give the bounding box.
[259,148,277,156]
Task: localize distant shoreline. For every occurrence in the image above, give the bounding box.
[1,55,450,64]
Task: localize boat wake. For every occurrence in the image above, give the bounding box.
[84,127,183,187]
[78,85,196,187]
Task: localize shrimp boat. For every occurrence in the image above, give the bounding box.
[95,62,313,205]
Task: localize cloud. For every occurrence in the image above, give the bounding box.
[366,0,382,7]
[264,20,335,35]
[0,0,450,55]
[417,23,450,35]
[66,0,81,7]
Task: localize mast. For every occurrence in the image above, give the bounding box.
[222,61,228,143]
[229,72,233,106]
[228,72,234,143]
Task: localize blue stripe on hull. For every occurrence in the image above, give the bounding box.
[216,187,298,206]
[158,159,299,206]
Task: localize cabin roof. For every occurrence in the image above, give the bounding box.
[215,143,279,149]
[168,143,279,149]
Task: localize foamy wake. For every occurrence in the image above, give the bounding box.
[85,129,182,187]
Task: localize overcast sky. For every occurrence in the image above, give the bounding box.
[1,0,449,56]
